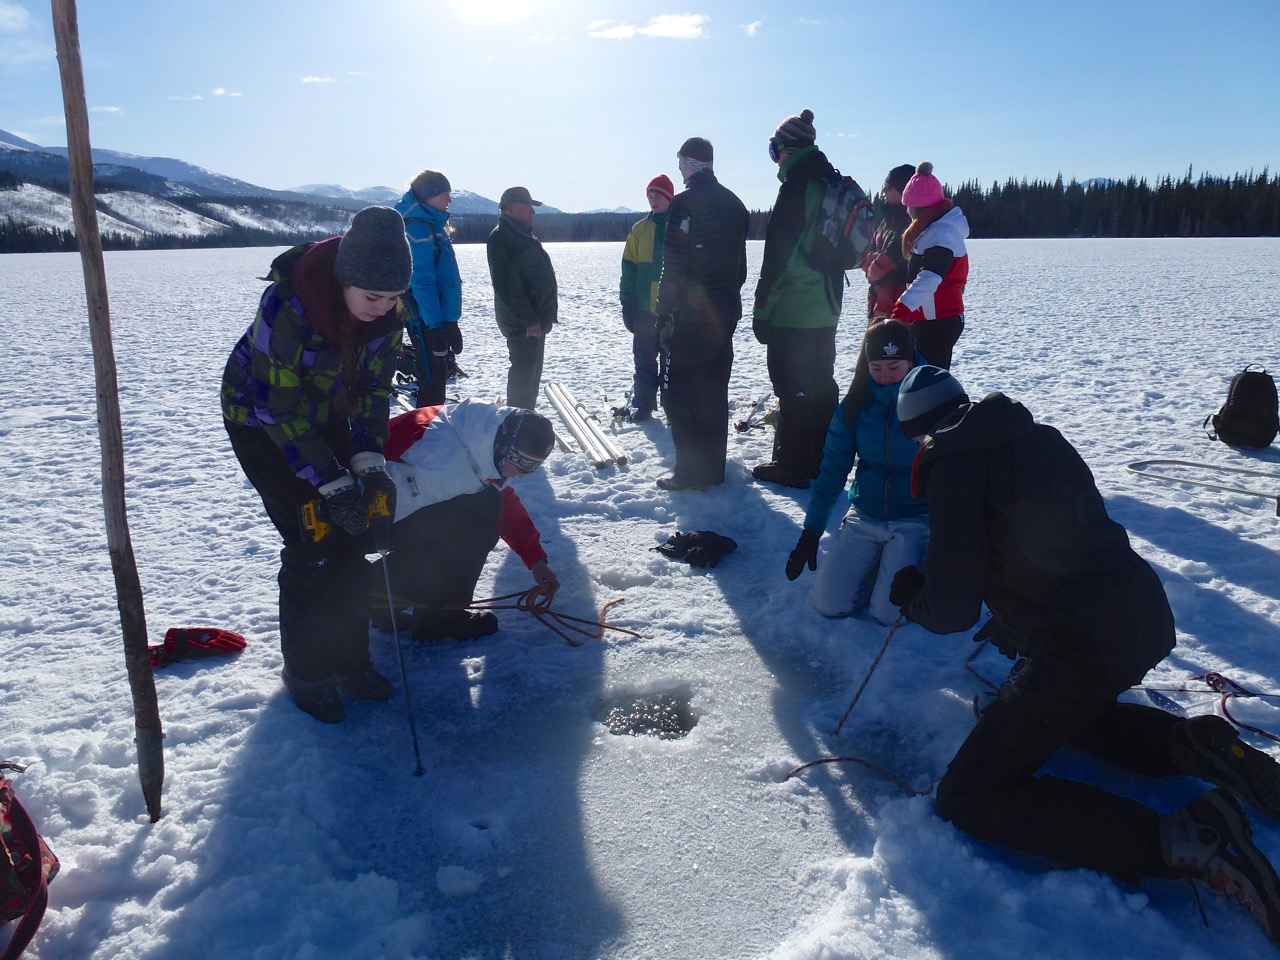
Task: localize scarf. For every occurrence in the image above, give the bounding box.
[901,198,954,259]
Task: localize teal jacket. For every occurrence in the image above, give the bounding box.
[394,192,462,342]
[804,362,928,532]
[485,215,558,338]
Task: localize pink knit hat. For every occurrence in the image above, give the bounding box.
[901,161,944,207]
[646,174,675,201]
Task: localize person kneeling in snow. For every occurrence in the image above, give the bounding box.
[889,365,1280,944]
[377,400,560,642]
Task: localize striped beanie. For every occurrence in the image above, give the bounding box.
[774,108,816,147]
[646,174,675,201]
[897,365,968,437]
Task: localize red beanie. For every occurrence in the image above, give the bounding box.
[646,174,675,201]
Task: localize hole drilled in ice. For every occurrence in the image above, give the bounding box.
[594,687,698,740]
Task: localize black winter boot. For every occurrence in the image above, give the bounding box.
[1169,715,1280,819]
[338,664,394,702]
[281,667,344,723]
[411,609,499,642]
[1161,787,1280,944]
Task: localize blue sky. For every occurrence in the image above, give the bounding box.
[2,0,1277,212]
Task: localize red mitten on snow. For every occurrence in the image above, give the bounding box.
[149,627,247,668]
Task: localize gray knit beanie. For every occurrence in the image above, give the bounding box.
[333,206,411,292]
[897,365,969,437]
[410,168,451,204]
[774,108,816,147]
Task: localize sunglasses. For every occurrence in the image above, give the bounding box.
[768,137,787,162]
[506,448,545,474]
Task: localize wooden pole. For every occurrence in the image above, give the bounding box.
[50,0,165,821]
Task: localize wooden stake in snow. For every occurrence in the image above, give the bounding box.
[51,0,165,822]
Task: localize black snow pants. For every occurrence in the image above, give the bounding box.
[936,643,1186,885]
[766,325,838,478]
[225,419,374,683]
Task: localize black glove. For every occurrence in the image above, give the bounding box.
[786,530,820,581]
[751,312,770,345]
[621,301,636,334]
[888,565,925,608]
[323,483,368,537]
[360,468,397,552]
[973,617,1023,661]
[445,322,463,355]
[429,326,450,359]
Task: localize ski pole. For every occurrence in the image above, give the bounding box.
[832,612,903,736]
[368,492,426,777]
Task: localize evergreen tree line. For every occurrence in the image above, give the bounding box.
[4,168,1276,253]
[951,168,1280,238]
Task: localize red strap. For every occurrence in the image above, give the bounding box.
[1,780,51,960]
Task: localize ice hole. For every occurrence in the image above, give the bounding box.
[594,687,698,740]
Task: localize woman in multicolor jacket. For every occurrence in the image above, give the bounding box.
[890,162,970,369]
[221,206,411,723]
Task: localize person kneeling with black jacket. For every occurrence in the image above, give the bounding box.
[889,365,1280,945]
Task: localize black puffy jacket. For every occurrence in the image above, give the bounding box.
[656,170,749,330]
[905,392,1175,686]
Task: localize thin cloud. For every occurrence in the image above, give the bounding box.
[168,95,204,101]
[90,106,123,114]
[301,76,335,84]
[0,0,30,31]
[588,14,709,40]
[741,20,761,36]
[0,0,50,65]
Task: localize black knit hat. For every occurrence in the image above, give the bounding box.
[884,163,915,193]
[864,319,914,364]
[410,168,451,203]
[333,206,411,292]
[677,137,714,162]
[774,108,816,147]
[897,365,969,438]
[514,412,555,458]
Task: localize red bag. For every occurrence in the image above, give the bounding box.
[1,762,59,960]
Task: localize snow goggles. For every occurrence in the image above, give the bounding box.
[768,137,787,162]
[506,448,546,474]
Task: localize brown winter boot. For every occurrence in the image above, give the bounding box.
[1160,787,1280,944]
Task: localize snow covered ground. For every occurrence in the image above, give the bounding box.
[1,237,1279,959]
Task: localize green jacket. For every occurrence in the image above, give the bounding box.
[620,212,667,315]
[752,146,843,335]
[486,215,558,338]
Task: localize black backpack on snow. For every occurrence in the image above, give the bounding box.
[1203,364,1279,448]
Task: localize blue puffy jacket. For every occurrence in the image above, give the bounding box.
[804,362,928,532]
[394,192,462,344]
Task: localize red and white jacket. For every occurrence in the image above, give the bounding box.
[891,205,970,324]
[384,399,546,569]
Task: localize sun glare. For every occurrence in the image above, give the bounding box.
[451,0,536,24]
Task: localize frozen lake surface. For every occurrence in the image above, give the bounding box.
[1,238,1279,959]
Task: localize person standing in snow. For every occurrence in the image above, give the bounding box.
[221,205,411,723]
[395,168,463,407]
[890,162,969,368]
[377,400,560,642]
[486,186,558,410]
[655,136,750,491]
[785,320,927,625]
[750,109,845,490]
[617,174,675,422]
[889,366,1280,942]
[863,163,915,320]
